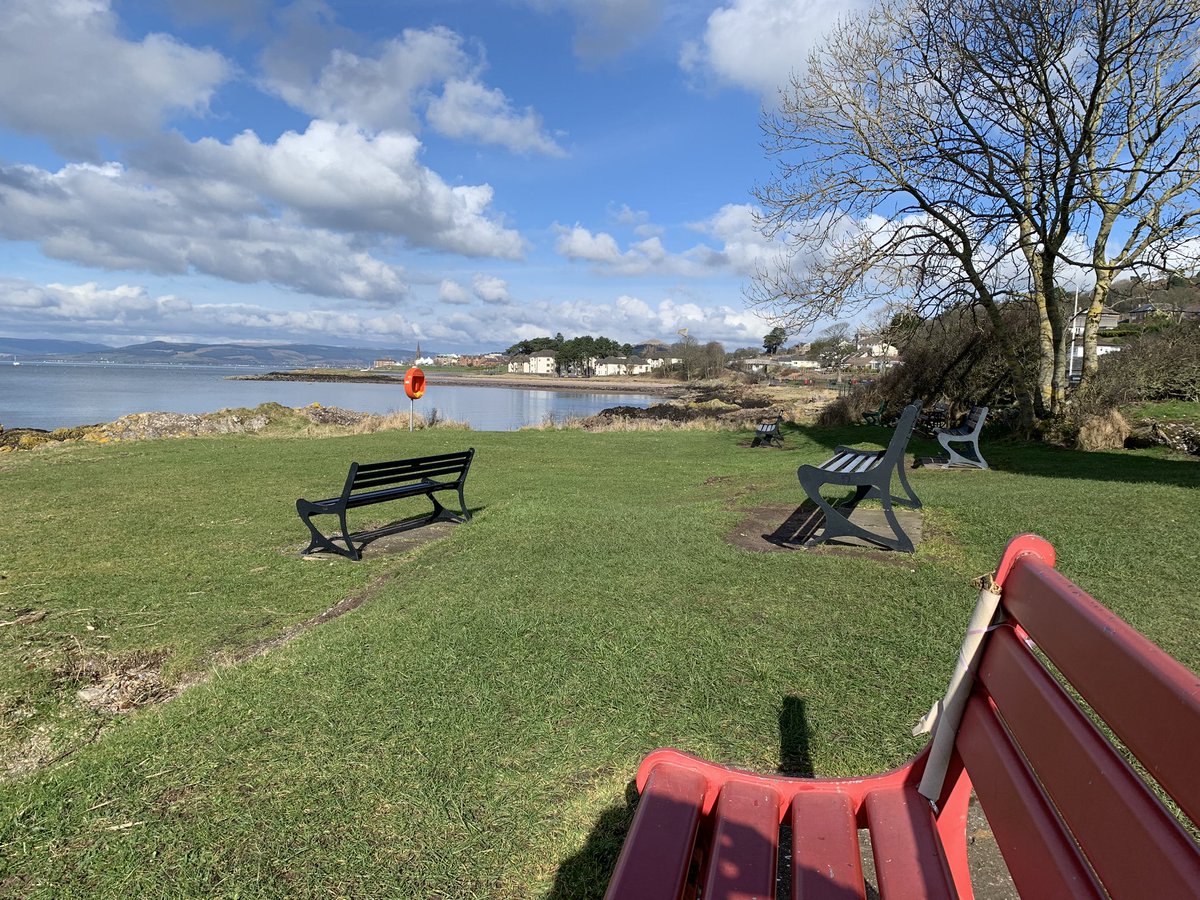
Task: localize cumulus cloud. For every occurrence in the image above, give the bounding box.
[150,121,525,258]
[472,274,512,304]
[556,226,624,264]
[427,79,566,157]
[0,120,528,302]
[0,158,408,302]
[261,20,563,156]
[0,276,771,349]
[0,0,230,148]
[681,0,868,96]
[555,207,781,277]
[438,280,472,305]
[0,277,420,346]
[520,0,665,60]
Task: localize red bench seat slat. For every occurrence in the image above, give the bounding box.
[789,792,866,900]
[863,788,955,900]
[1002,557,1200,823]
[605,764,706,900]
[702,780,782,899]
[955,694,1104,898]
[979,627,1200,897]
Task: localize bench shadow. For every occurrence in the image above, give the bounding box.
[763,501,825,548]
[352,504,482,550]
[547,696,814,899]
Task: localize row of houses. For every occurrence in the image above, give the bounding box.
[506,350,681,376]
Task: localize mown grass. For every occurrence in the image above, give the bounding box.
[1124,399,1200,424]
[0,423,1197,897]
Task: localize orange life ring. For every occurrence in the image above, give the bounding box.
[404,366,426,399]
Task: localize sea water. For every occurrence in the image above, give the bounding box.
[0,363,653,432]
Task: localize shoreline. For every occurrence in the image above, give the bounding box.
[235,370,685,397]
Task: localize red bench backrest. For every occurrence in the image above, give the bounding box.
[957,539,1200,897]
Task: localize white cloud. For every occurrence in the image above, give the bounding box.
[681,0,868,96]
[555,208,782,277]
[0,158,408,302]
[694,203,777,275]
[163,121,525,258]
[556,225,624,263]
[472,274,512,304]
[261,21,563,156]
[438,279,472,305]
[0,277,772,350]
[0,0,229,148]
[0,121,528,302]
[427,79,566,157]
[262,25,467,133]
[520,0,665,60]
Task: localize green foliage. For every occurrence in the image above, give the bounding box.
[763,326,787,355]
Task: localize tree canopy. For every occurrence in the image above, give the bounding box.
[750,0,1200,424]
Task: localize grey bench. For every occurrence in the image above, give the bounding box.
[751,415,783,448]
[936,406,989,468]
[798,402,922,552]
[296,449,474,560]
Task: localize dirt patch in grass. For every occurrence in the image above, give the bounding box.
[724,501,924,566]
[61,648,173,714]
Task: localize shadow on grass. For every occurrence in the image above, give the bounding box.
[987,444,1200,488]
[785,422,1200,489]
[547,697,812,899]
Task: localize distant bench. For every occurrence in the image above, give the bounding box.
[936,405,989,468]
[605,534,1200,899]
[797,401,922,552]
[296,449,474,560]
[751,415,784,448]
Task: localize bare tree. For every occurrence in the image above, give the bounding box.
[751,0,1200,423]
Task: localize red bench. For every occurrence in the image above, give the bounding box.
[605,535,1200,899]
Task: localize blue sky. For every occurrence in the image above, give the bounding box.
[0,0,863,353]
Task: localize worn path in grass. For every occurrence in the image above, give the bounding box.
[0,424,1197,896]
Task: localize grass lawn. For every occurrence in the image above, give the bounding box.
[1,424,1197,897]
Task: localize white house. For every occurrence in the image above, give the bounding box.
[507,354,530,374]
[776,356,821,370]
[528,350,558,375]
[853,331,899,358]
[595,356,627,376]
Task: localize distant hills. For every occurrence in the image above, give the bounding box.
[0,339,416,369]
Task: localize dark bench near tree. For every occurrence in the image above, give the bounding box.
[935,405,989,469]
[296,449,474,560]
[605,535,1200,899]
[751,415,784,448]
[797,401,922,552]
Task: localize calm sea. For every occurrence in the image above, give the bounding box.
[0,363,653,432]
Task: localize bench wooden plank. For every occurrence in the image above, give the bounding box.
[701,780,781,899]
[1001,558,1200,823]
[979,628,1200,897]
[604,764,707,900]
[956,695,1104,898]
[789,792,866,900]
[863,788,955,900]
